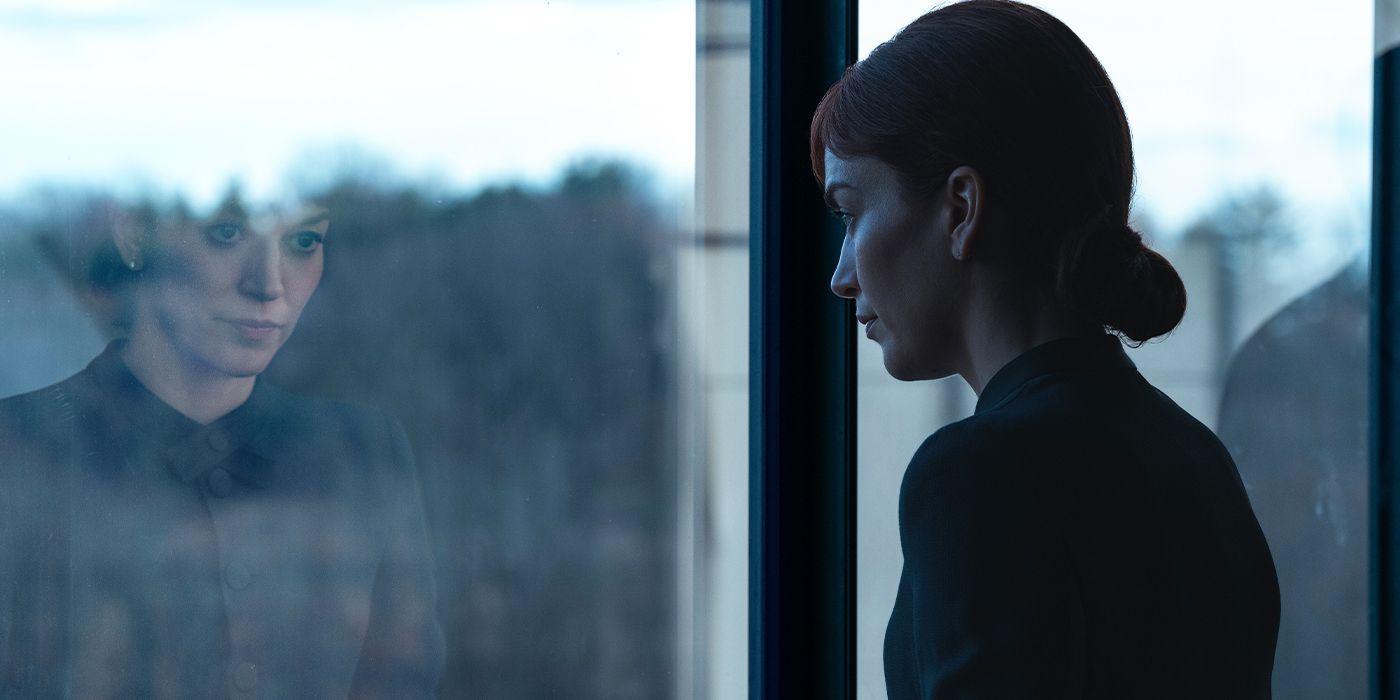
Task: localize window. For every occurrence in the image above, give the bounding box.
[0,1,747,697]
[4,1,1394,697]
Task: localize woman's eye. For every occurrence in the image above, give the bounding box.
[204,222,243,245]
[286,230,324,254]
[830,208,853,227]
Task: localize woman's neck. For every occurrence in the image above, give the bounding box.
[120,330,255,425]
[957,273,1096,396]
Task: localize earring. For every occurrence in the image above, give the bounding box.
[127,257,142,271]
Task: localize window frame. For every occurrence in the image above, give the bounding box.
[748,1,858,698]
[1373,12,1400,699]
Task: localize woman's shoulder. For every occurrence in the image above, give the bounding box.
[897,398,1102,524]
[0,370,96,440]
[900,413,1039,512]
[0,383,60,424]
[895,414,1066,576]
[906,409,1043,479]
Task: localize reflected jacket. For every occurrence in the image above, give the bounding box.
[883,334,1280,699]
[0,343,445,697]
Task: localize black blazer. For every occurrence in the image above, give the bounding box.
[0,343,444,697]
[884,334,1279,699]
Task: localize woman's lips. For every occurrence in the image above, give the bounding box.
[225,318,282,341]
[861,317,879,339]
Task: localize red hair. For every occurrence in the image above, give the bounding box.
[811,0,1185,343]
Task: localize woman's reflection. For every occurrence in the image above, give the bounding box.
[0,193,444,697]
[113,197,330,422]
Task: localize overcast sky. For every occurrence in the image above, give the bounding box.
[0,0,695,206]
[0,0,1374,261]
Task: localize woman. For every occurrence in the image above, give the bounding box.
[814,1,1279,697]
[0,194,444,696]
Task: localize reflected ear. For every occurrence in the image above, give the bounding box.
[109,206,146,271]
[944,166,984,261]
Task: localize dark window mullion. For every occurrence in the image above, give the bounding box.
[749,1,858,698]
[1373,21,1400,700]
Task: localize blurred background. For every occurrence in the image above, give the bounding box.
[0,0,1374,698]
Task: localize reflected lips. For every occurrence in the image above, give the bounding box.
[226,319,281,341]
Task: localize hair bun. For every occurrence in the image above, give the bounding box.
[1056,218,1187,344]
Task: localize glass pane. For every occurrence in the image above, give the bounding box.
[0,1,747,697]
[852,2,1371,698]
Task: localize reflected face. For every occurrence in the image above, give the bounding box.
[825,150,961,381]
[133,202,329,378]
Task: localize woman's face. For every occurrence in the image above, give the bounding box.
[132,200,329,379]
[825,150,965,381]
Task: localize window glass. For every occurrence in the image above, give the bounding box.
[853,2,1371,698]
[0,1,746,697]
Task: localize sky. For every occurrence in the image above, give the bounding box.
[0,0,696,206]
[0,0,1376,267]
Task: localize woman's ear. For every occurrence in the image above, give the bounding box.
[944,166,984,261]
[109,206,145,271]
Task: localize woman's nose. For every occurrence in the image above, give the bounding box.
[239,236,285,302]
[829,236,859,299]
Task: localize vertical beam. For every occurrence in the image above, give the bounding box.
[1374,2,1400,698]
[750,1,857,699]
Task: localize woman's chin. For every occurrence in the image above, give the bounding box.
[196,347,277,379]
[881,349,921,382]
[882,349,955,383]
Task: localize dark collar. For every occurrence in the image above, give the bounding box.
[974,333,1136,416]
[86,342,284,486]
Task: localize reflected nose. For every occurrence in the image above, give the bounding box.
[829,235,859,299]
[239,236,284,302]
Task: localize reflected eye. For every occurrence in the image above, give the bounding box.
[205,222,243,246]
[286,230,324,254]
[829,208,853,228]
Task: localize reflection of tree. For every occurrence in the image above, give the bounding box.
[6,159,680,700]
[1183,186,1296,382]
[280,160,679,700]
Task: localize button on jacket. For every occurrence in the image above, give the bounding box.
[883,334,1280,699]
[0,344,445,697]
